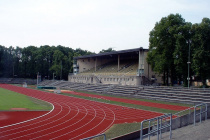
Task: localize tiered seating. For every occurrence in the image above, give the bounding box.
[39,80,210,104]
[136,87,210,104]
[0,78,36,85]
[120,62,138,76]
[80,84,111,93]
[40,80,112,93]
[0,78,13,83]
[38,80,54,86]
[80,60,139,76]
[107,85,143,95]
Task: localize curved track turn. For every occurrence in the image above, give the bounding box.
[0,84,162,139]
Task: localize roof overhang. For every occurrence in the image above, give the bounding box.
[74,47,148,60]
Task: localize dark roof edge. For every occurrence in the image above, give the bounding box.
[74,47,148,59]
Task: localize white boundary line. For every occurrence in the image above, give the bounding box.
[0,101,54,129]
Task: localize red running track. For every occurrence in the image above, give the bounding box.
[0,84,163,140]
[62,91,189,111]
[0,111,49,127]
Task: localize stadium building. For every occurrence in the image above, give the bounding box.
[68,47,162,86]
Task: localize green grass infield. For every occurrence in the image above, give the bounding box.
[0,87,52,111]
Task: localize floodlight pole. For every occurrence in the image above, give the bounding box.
[187,40,191,88]
[37,72,39,86]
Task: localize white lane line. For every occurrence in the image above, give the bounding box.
[99,105,116,134]
[10,103,75,140]
[0,102,61,134]
[30,104,81,139]
[0,103,63,138]
[0,101,54,129]
[50,103,96,140]
[70,102,108,140]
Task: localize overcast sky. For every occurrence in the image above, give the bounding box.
[0,0,209,53]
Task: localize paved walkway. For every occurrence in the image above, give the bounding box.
[149,119,210,140]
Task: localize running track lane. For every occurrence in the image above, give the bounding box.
[62,91,189,111]
[0,84,162,140]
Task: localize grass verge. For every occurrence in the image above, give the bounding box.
[0,87,52,111]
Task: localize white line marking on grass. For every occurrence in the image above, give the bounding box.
[0,102,62,135]
[0,101,54,129]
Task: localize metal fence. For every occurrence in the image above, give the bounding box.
[194,103,208,125]
[140,103,208,140]
[140,113,172,140]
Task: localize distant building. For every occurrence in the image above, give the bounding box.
[68,48,162,86]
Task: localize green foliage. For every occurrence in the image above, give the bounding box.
[0,45,93,80]
[173,22,192,86]
[99,47,115,53]
[191,18,210,86]
[147,14,210,86]
[147,14,186,85]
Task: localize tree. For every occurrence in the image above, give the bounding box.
[147,14,186,85]
[21,46,38,78]
[0,45,5,77]
[191,18,210,87]
[99,48,115,53]
[50,50,64,80]
[173,22,192,86]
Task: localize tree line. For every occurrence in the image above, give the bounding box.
[147,14,210,87]
[1,13,209,87]
[0,45,93,80]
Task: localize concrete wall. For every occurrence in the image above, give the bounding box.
[68,75,142,86]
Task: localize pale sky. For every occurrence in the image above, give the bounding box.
[0,0,209,53]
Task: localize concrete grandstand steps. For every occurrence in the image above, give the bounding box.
[0,78,36,85]
[39,80,210,104]
[61,82,110,94]
[137,87,210,104]
[64,83,87,90]
[107,85,142,95]
[138,93,206,102]
[38,80,61,86]
[140,90,210,98]
[56,82,72,87]
[141,87,210,96]
[80,84,111,93]
[38,80,51,86]
[134,94,204,104]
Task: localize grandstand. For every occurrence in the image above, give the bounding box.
[38,80,210,104]
[0,78,36,85]
[69,48,162,86]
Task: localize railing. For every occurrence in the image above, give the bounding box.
[140,113,172,140]
[140,103,208,140]
[194,103,208,125]
[79,103,207,140]
[80,133,106,140]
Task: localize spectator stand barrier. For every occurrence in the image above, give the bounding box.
[140,113,172,140]
[80,133,106,140]
[194,103,207,125]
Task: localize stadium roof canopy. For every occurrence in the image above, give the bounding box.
[74,47,148,59]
